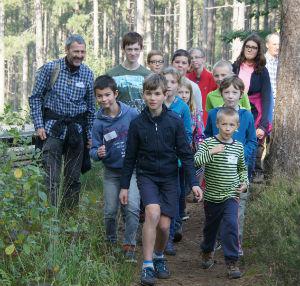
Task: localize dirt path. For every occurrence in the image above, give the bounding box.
[132,197,261,286]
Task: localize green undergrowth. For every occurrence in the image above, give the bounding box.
[0,136,135,286]
[244,176,300,286]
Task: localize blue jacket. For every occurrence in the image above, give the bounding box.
[120,105,198,189]
[169,96,192,144]
[205,107,257,166]
[90,101,138,170]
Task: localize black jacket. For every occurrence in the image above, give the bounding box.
[120,105,198,189]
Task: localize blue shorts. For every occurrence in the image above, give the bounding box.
[137,175,178,218]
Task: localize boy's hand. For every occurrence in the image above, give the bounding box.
[256,128,265,139]
[119,189,128,205]
[97,145,106,158]
[192,186,203,202]
[236,183,247,193]
[209,144,225,155]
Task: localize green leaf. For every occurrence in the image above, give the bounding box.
[5,244,15,256]
[23,243,30,255]
[38,191,47,202]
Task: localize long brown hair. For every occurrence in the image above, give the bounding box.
[235,33,266,73]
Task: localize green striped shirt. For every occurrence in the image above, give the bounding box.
[195,136,249,203]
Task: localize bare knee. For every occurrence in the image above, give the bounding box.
[145,204,161,225]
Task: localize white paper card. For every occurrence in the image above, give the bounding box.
[104,131,117,141]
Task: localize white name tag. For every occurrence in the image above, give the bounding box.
[104,131,117,141]
[228,155,238,164]
[75,82,85,88]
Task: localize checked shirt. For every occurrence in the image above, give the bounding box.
[265,52,278,99]
[29,58,95,139]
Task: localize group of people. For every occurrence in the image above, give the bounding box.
[29,30,280,286]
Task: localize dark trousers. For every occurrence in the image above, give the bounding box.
[201,198,239,263]
[42,136,84,209]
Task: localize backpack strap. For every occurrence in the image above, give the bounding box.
[46,61,60,91]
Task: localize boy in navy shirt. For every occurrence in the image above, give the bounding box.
[119,73,202,286]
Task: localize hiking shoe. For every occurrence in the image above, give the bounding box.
[214,240,222,251]
[164,240,176,256]
[173,225,183,243]
[153,257,170,279]
[140,267,156,286]
[181,213,190,221]
[123,245,137,263]
[201,252,214,269]
[227,261,242,279]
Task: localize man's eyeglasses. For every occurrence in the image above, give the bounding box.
[245,45,258,51]
[149,60,164,64]
[191,56,204,60]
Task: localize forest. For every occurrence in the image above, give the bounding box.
[0,0,281,114]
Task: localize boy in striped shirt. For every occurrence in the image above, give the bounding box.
[194,107,248,279]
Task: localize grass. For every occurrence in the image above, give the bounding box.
[0,162,136,286]
[244,176,300,286]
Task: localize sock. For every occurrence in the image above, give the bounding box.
[142,260,154,269]
[153,251,164,259]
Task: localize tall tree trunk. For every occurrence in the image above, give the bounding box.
[35,0,44,68]
[201,0,208,51]
[255,0,260,31]
[188,0,194,49]
[145,0,152,54]
[136,0,144,63]
[163,1,171,63]
[264,0,269,31]
[170,1,175,56]
[0,0,4,113]
[102,11,107,52]
[43,10,48,59]
[93,0,99,57]
[268,0,300,176]
[206,0,215,67]
[22,47,29,113]
[231,0,245,62]
[178,0,187,49]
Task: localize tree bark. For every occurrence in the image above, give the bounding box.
[178,0,187,49]
[144,0,152,54]
[34,0,44,68]
[163,1,171,63]
[93,0,99,57]
[0,0,4,113]
[206,0,215,67]
[136,0,144,62]
[268,0,300,176]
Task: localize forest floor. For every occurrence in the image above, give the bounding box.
[130,195,263,286]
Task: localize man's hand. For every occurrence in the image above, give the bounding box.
[236,183,247,193]
[209,144,225,155]
[192,186,203,202]
[256,128,265,139]
[97,145,106,158]
[119,189,129,205]
[37,128,47,140]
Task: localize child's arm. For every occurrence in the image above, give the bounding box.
[194,140,225,167]
[237,145,249,192]
[89,121,104,161]
[204,112,213,138]
[244,113,258,166]
[120,121,139,190]
[182,104,193,144]
[205,93,214,112]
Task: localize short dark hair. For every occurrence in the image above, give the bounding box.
[147,50,164,64]
[143,73,167,93]
[216,107,240,124]
[122,32,143,49]
[94,75,118,92]
[219,75,245,95]
[171,49,191,65]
